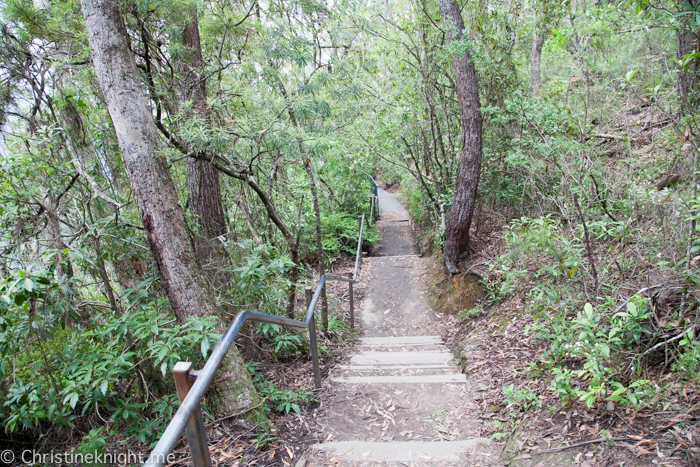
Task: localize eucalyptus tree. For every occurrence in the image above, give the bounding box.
[178,7,229,272]
[437,0,483,274]
[79,0,260,415]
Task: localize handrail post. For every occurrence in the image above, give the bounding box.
[369,196,374,227]
[172,362,211,467]
[347,272,354,329]
[358,215,363,268]
[305,287,322,389]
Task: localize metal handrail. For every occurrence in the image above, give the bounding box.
[144,282,327,467]
[365,174,379,227]
[144,207,373,466]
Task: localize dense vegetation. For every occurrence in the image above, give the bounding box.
[0,0,698,459]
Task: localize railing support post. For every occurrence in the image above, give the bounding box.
[358,215,363,268]
[172,362,211,467]
[347,272,354,329]
[305,287,322,389]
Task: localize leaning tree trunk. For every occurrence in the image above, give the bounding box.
[80,0,260,417]
[437,0,483,274]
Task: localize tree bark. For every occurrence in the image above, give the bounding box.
[80,0,259,416]
[304,159,329,332]
[180,9,227,239]
[437,0,483,274]
[676,0,699,111]
[179,8,229,279]
[531,32,545,97]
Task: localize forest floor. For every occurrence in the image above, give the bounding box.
[418,209,698,466]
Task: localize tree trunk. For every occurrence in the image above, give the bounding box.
[531,32,545,97]
[80,0,260,416]
[676,0,699,110]
[304,159,329,332]
[179,8,229,277]
[437,0,483,274]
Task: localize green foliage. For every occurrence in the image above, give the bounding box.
[256,322,305,358]
[260,382,315,415]
[672,340,700,381]
[0,265,214,442]
[321,212,380,260]
[234,245,296,307]
[502,384,541,415]
[247,362,316,415]
[458,305,484,320]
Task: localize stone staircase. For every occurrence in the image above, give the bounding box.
[330,335,467,384]
[308,188,500,466]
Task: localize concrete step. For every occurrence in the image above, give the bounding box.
[315,439,491,463]
[334,368,458,379]
[330,374,467,384]
[359,341,446,350]
[337,363,454,371]
[350,351,454,366]
[360,335,443,346]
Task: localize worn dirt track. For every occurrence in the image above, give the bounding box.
[306,188,501,466]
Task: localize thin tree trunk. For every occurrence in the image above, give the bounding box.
[80,0,260,416]
[676,0,699,269]
[437,0,483,274]
[676,0,699,110]
[531,32,545,97]
[304,159,329,332]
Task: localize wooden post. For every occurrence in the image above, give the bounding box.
[172,362,211,467]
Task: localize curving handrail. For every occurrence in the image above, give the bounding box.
[144,281,328,467]
[144,189,375,466]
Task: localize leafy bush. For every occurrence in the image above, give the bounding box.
[321,212,380,260]
[502,384,541,414]
[0,266,217,443]
[247,362,316,415]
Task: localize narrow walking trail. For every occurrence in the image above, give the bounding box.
[308,189,501,466]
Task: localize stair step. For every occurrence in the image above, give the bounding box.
[360,336,442,346]
[315,439,491,462]
[358,345,446,353]
[336,369,457,378]
[331,374,467,384]
[337,363,454,370]
[351,351,453,366]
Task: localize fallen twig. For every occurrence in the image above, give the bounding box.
[536,437,632,454]
[641,325,698,357]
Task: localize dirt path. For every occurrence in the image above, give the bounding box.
[306,189,502,466]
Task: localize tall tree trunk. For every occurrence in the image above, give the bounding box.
[80,0,260,416]
[179,8,229,282]
[677,0,700,270]
[676,0,699,110]
[531,31,545,97]
[304,159,329,332]
[437,0,483,275]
